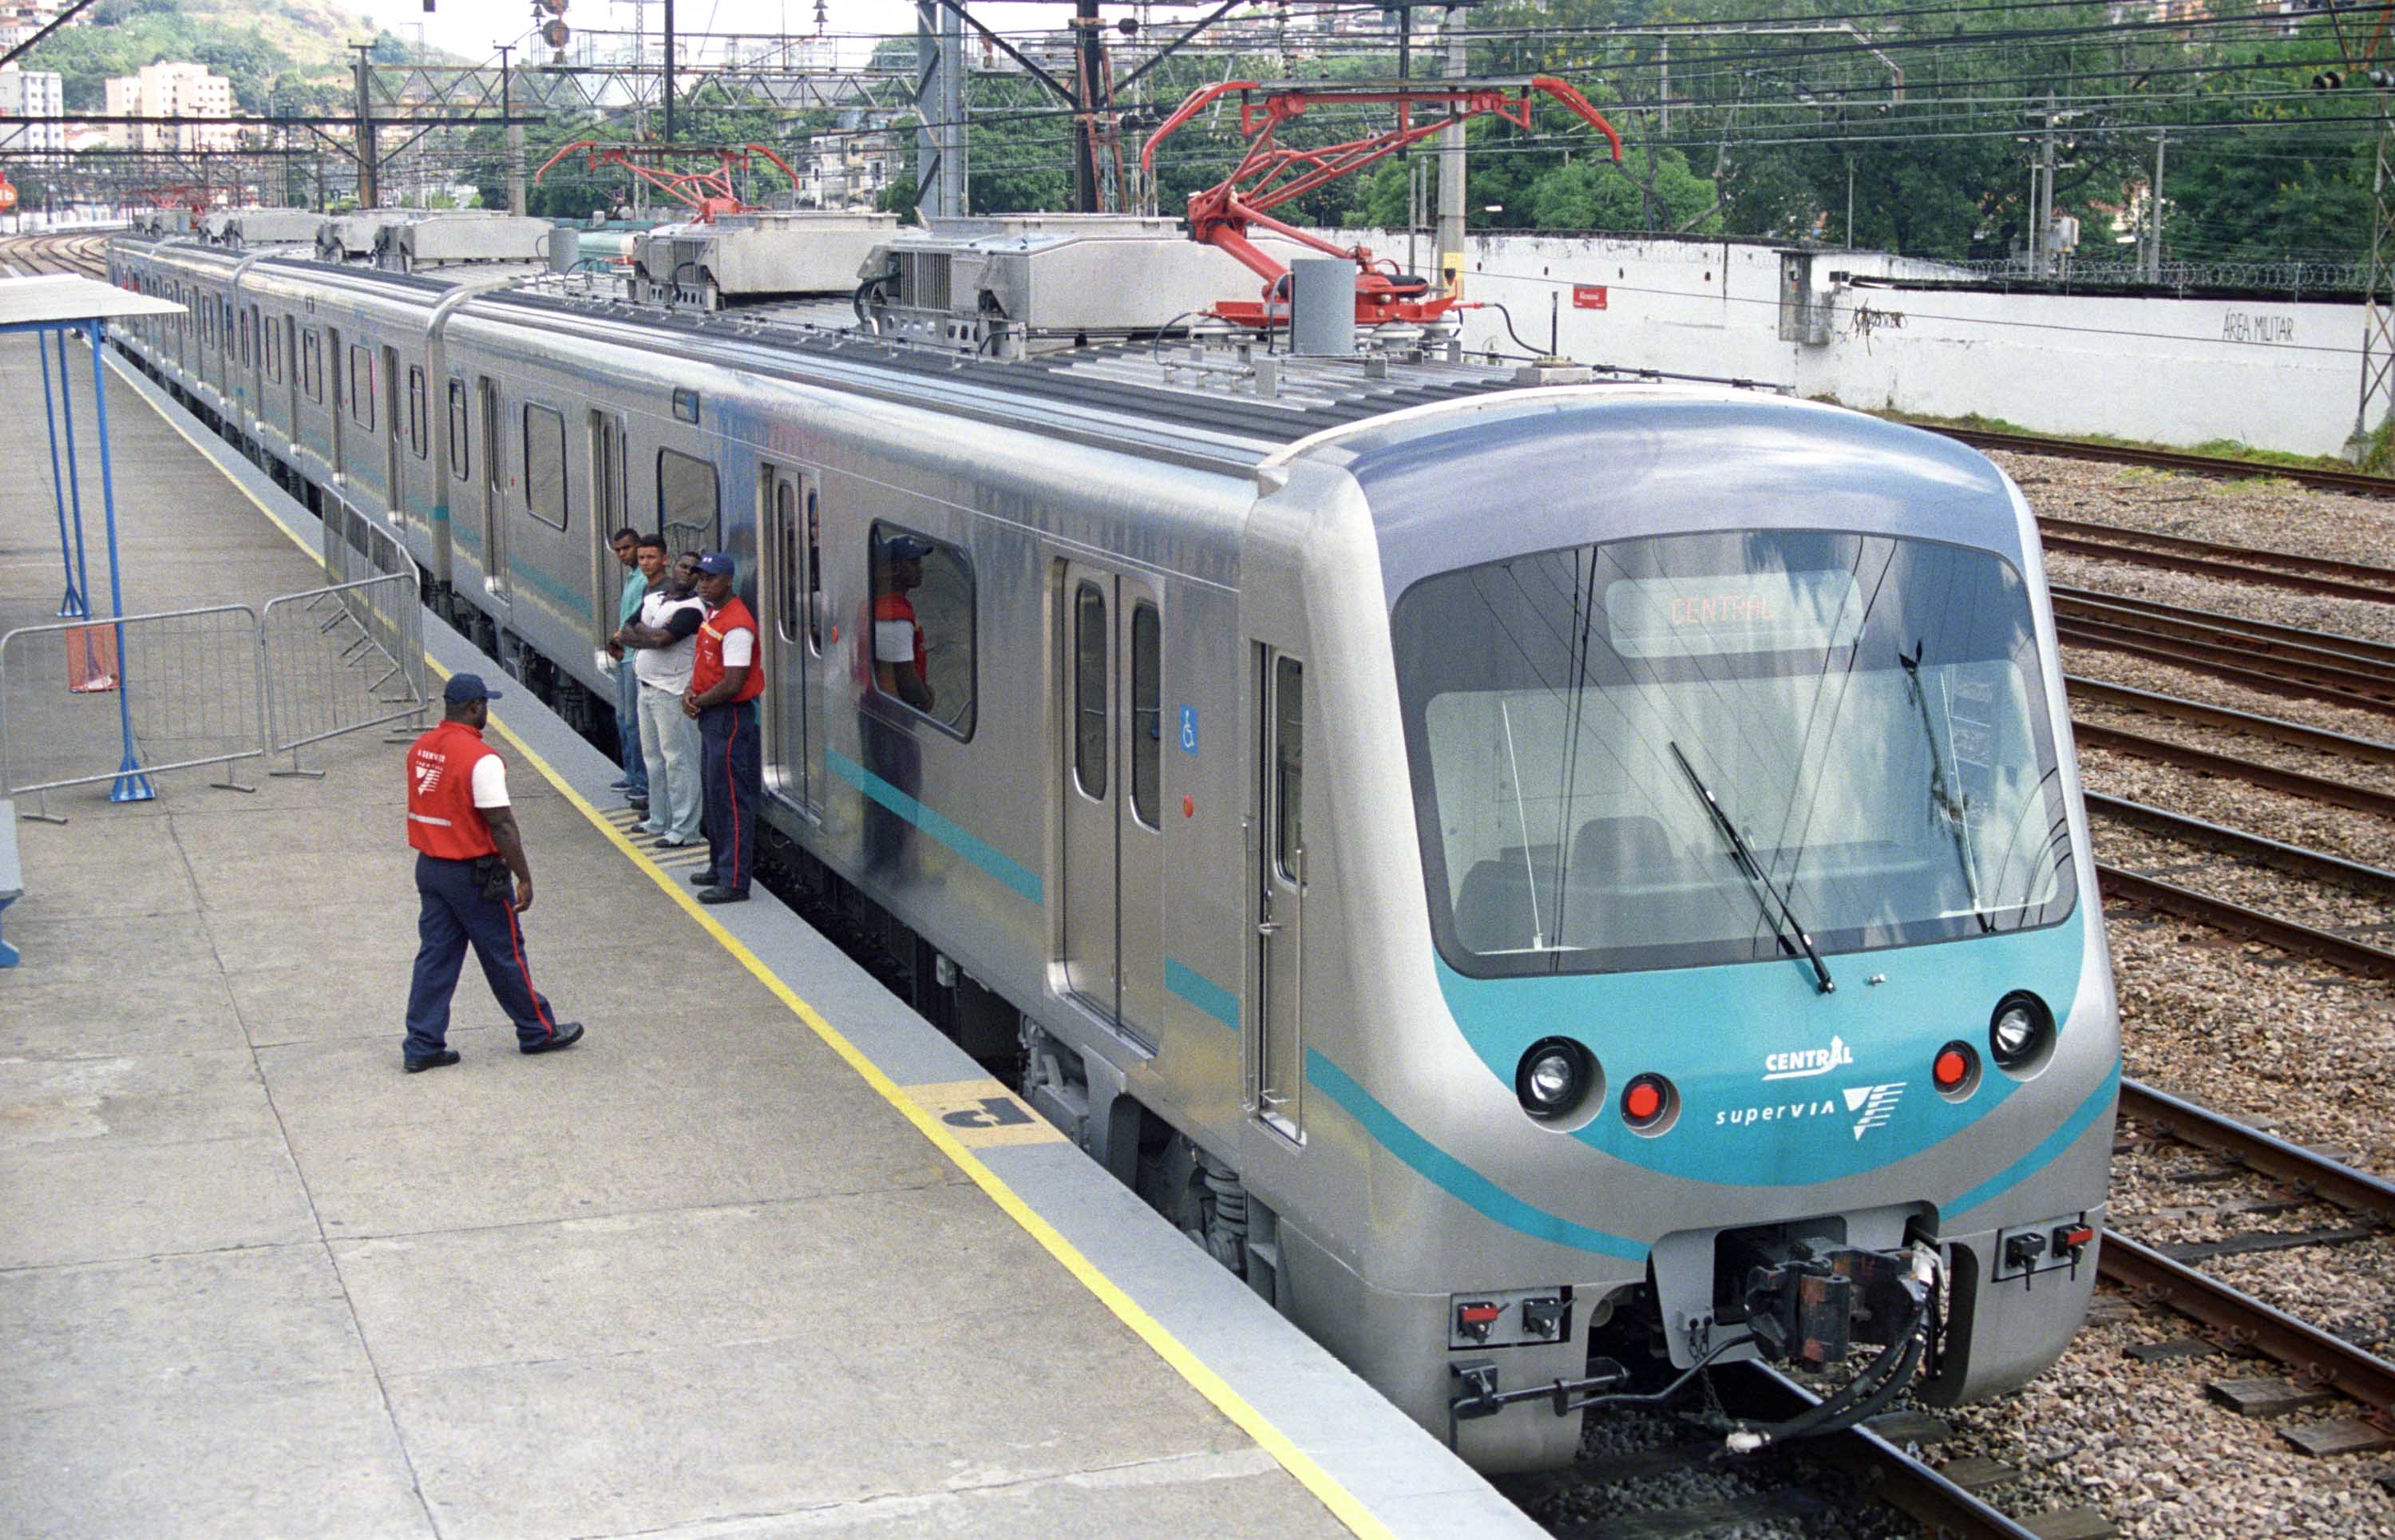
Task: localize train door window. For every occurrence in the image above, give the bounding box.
[1073,584,1108,798]
[263,316,281,382]
[805,486,823,654]
[869,522,976,740]
[1130,601,1161,829]
[657,448,718,554]
[523,404,568,529]
[1273,657,1304,880]
[238,308,251,366]
[447,380,469,481]
[407,367,427,458]
[301,331,322,402]
[349,344,375,431]
[772,480,799,644]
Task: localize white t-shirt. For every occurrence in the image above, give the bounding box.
[720,625,755,669]
[634,591,707,693]
[470,754,509,810]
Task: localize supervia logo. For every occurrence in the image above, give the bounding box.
[1845,1083,1906,1140]
[1763,1035,1855,1081]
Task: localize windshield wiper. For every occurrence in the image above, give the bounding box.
[1669,741,1835,996]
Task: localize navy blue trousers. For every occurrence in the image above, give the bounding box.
[404,853,560,1059]
[700,699,760,893]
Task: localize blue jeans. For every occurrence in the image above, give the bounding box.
[615,660,647,795]
[403,853,563,1059]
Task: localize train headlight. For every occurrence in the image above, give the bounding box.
[1515,1038,1596,1122]
[1989,992,2054,1074]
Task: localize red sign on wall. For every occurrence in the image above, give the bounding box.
[1572,285,1609,310]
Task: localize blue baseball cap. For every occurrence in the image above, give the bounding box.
[443,672,503,704]
[881,534,932,563]
[695,552,736,577]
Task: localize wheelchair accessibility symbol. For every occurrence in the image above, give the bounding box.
[1179,705,1198,755]
[905,1079,1065,1148]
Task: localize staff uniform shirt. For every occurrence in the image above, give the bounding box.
[633,590,707,693]
[691,596,766,705]
[406,720,509,860]
[873,591,925,678]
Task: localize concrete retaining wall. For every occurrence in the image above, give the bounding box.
[1327,232,2361,457]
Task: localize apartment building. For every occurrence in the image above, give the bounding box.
[103,61,237,152]
[0,65,65,156]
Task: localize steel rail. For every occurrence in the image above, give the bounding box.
[2066,675,2395,767]
[2042,515,2395,588]
[1931,423,2395,503]
[2054,588,2395,676]
[2075,721,2395,821]
[2061,628,2395,719]
[2096,1229,2395,1418]
[2060,616,2395,701]
[2057,585,2395,668]
[2120,1079,2395,1223]
[2087,792,2395,899]
[2096,865,2395,980]
[2040,529,2395,607]
[1713,1363,2042,1540]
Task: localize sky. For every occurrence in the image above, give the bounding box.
[352,0,1114,71]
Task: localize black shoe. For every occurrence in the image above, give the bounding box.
[697,886,750,905]
[688,869,719,886]
[521,1022,586,1055]
[624,795,650,811]
[405,1048,461,1074]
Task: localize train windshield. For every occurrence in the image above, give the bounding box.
[1393,530,2077,978]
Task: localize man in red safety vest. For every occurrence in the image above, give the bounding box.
[682,552,765,905]
[402,673,584,1072]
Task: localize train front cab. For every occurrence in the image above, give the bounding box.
[1240,390,2120,1471]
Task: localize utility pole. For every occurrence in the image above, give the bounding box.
[498,43,526,216]
[2144,129,2166,283]
[1436,6,1465,295]
[663,0,676,144]
[352,43,378,208]
[913,0,967,216]
[1071,0,1103,212]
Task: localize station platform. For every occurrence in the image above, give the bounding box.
[0,334,1539,1537]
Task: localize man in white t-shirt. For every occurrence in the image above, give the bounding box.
[613,544,708,848]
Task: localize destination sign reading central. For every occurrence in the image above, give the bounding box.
[1607,570,1867,658]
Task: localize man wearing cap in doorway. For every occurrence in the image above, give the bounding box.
[683,553,765,905]
[401,673,585,1072]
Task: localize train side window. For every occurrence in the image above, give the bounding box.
[869,522,976,740]
[1130,600,1161,829]
[349,345,374,431]
[772,480,798,644]
[447,380,469,481]
[407,368,427,459]
[657,448,718,554]
[1274,656,1303,880]
[523,404,568,529]
[1072,583,1107,798]
[805,487,823,654]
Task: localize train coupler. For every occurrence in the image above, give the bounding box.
[1733,1241,1933,1368]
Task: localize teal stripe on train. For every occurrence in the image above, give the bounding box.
[1941,1063,2120,1221]
[1165,958,1239,1029]
[825,746,1042,904]
[1306,1050,1649,1261]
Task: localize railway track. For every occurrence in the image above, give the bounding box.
[0,231,109,278]
[1930,422,2395,504]
[2058,588,2395,719]
[2041,517,2393,607]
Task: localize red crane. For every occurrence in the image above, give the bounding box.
[1141,76,1621,329]
[532,142,803,223]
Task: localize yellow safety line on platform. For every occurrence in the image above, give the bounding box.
[115,352,1395,1540]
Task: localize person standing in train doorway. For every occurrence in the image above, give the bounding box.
[684,553,765,905]
[401,674,584,1072]
[604,528,651,813]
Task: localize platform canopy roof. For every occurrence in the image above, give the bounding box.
[0,272,184,331]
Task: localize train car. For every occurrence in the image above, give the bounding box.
[103,235,2120,1472]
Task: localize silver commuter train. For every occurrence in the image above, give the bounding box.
[108,230,2120,1471]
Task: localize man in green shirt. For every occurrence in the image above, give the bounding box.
[605,528,650,808]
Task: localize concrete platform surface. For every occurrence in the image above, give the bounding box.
[0,329,1538,1536]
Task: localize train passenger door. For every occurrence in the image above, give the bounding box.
[759,462,822,816]
[587,410,627,648]
[327,326,345,476]
[478,376,508,605]
[1251,647,1304,1140]
[381,344,402,521]
[1058,563,1166,1045]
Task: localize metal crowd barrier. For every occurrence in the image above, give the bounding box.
[0,511,431,809]
[0,604,266,818]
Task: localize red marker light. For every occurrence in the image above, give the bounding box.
[1622,1075,1669,1127]
[1183,794,1195,818]
[1934,1050,1969,1089]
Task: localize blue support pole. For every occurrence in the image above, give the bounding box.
[37,327,85,618]
[51,319,92,621]
[89,319,153,803]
